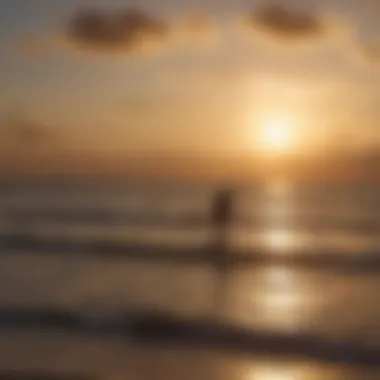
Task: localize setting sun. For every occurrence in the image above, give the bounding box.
[260,116,295,154]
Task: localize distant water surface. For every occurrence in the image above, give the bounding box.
[0,179,379,379]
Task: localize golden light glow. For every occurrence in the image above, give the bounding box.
[264,229,295,253]
[258,116,296,155]
[248,265,306,331]
[243,364,313,380]
[246,367,294,380]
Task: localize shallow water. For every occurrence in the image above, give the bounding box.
[0,331,379,380]
[0,179,379,378]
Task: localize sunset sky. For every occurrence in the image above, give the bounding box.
[1,0,380,179]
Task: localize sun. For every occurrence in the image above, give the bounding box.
[259,116,295,155]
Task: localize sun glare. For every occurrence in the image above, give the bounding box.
[259,116,295,155]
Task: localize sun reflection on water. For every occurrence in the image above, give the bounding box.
[239,359,347,380]
[262,180,296,253]
[251,368,295,380]
[250,266,305,331]
[230,263,319,333]
[266,180,293,198]
[242,363,332,380]
[263,229,296,253]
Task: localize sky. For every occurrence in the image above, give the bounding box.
[1,0,380,180]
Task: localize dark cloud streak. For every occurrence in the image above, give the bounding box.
[244,4,328,41]
[65,8,169,53]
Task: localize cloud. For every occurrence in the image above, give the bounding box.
[242,4,330,42]
[19,7,218,58]
[62,7,170,55]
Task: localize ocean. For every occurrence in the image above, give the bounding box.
[0,179,379,379]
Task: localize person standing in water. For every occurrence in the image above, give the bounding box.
[211,188,234,249]
[210,188,235,317]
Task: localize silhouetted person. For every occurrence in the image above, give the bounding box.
[211,188,234,245]
[210,188,235,318]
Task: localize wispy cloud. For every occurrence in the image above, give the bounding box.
[19,7,218,58]
[240,4,333,44]
[16,4,355,61]
[62,7,170,55]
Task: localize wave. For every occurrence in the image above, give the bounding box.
[3,208,380,234]
[0,231,380,274]
[0,306,379,369]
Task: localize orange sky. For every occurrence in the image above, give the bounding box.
[1,1,380,181]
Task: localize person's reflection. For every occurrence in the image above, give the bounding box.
[210,188,235,318]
